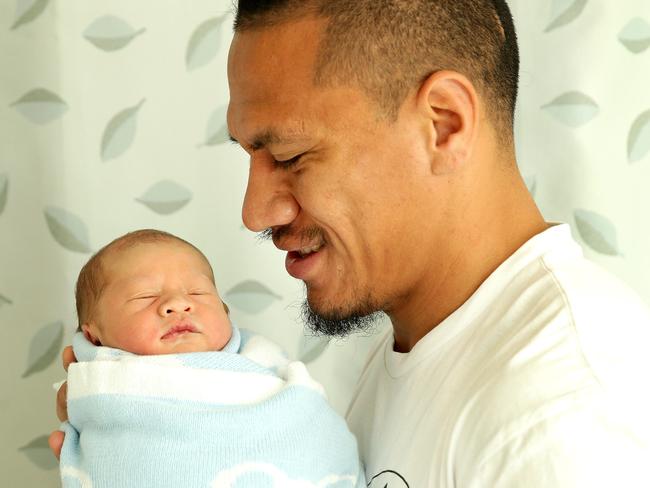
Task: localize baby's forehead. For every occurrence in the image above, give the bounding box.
[102,239,214,280]
[109,237,186,254]
[109,236,198,257]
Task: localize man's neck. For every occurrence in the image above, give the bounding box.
[389,170,548,353]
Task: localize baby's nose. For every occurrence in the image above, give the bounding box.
[164,305,191,314]
[159,296,192,315]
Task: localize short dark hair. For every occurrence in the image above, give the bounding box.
[234,0,519,140]
[75,229,215,328]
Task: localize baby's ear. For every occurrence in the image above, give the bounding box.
[81,323,102,346]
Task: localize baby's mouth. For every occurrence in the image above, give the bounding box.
[161,323,197,340]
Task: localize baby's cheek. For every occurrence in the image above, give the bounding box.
[111,326,161,355]
[208,312,233,351]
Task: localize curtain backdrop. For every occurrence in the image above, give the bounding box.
[1,1,648,485]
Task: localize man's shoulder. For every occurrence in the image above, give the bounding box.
[456,251,650,471]
[504,223,650,333]
[542,246,650,320]
[537,250,650,381]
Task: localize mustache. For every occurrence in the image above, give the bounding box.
[256,228,274,242]
[257,226,324,245]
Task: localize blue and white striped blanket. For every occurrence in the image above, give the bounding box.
[59,326,365,488]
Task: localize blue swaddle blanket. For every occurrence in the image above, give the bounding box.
[59,326,365,488]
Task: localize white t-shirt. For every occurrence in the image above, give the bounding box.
[346,224,650,487]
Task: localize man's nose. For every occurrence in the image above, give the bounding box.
[158,294,192,316]
[242,155,299,232]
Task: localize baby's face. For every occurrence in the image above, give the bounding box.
[83,240,232,355]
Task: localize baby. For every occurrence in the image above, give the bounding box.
[59,229,365,488]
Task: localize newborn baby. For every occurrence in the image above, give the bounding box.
[59,229,365,488]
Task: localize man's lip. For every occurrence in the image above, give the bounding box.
[275,240,326,253]
[285,246,325,280]
[161,323,197,340]
[272,228,326,253]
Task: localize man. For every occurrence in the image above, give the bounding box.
[52,1,650,486]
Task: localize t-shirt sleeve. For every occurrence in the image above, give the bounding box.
[464,400,650,488]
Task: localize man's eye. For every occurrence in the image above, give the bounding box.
[275,154,302,169]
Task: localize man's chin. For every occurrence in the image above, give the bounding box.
[301,298,382,337]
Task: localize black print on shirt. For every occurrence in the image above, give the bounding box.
[367,469,410,487]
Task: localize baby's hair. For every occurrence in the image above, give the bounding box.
[75,229,216,329]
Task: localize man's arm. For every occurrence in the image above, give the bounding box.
[48,345,76,459]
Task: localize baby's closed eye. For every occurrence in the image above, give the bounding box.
[129,293,159,301]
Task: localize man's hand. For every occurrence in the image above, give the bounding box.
[48,346,76,460]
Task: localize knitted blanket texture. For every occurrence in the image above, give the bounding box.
[59,326,365,488]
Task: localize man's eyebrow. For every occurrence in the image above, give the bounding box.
[229,130,309,150]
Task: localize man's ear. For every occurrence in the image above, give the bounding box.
[81,323,102,346]
[417,70,480,175]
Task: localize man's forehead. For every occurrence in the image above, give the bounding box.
[229,15,325,56]
[227,17,324,91]
[226,17,329,145]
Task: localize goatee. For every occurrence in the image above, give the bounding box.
[300,300,382,337]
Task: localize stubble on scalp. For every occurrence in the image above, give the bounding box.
[234,0,520,143]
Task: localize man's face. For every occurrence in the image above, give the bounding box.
[227,17,445,330]
[86,241,232,355]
